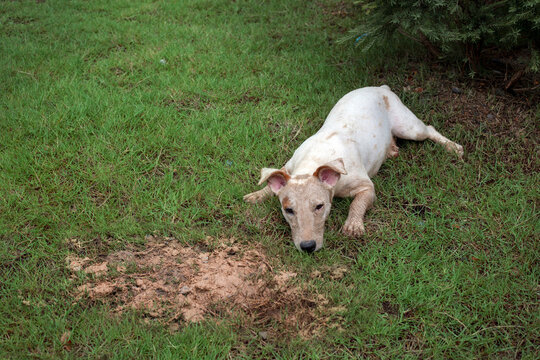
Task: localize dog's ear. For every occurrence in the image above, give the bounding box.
[258,168,291,193]
[313,158,347,187]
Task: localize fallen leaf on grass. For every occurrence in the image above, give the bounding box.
[60,331,72,351]
[330,266,348,280]
[60,331,71,344]
[65,238,82,249]
[66,255,91,272]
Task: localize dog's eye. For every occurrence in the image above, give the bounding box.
[315,203,324,210]
[285,208,294,215]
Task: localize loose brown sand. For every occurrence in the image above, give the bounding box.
[67,236,340,338]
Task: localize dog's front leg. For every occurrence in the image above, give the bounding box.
[243,186,274,204]
[343,185,375,237]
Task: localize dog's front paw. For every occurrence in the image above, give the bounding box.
[343,220,365,237]
[243,190,269,204]
[243,192,260,204]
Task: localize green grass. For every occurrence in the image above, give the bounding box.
[1,0,538,358]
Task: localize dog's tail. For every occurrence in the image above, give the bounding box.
[380,84,391,91]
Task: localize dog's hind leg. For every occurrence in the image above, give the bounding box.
[386,137,399,159]
[385,92,464,158]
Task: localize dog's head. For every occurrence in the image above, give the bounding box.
[258,158,346,252]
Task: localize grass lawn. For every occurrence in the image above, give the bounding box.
[1,0,538,358]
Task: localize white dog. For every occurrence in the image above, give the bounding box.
[244,86,463,252]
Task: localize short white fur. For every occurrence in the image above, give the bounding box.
[245,85,463,252]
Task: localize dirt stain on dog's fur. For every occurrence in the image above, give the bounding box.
[382,95,390,110]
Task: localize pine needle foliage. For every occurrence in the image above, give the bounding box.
[350,0,540,72]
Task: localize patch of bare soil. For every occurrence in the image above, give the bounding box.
[381,65,539,174]
[67,236,333,338]
[436,82,538,174]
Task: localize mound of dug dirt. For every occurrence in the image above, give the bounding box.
[67,236,331,336]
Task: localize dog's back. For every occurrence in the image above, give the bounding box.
[286,86,395,179]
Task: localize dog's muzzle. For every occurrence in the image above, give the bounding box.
[299,240,316,253]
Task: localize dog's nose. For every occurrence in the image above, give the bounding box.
[299,240,316,253]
